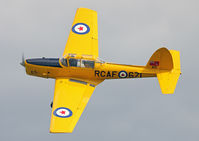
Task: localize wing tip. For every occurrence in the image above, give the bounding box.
[77,7,97,13]
[49,129,74,134]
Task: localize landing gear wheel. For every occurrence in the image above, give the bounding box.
[50,102,53,108]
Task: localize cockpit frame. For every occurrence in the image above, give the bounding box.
[60,54,105,69]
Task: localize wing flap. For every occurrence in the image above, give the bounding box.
[50,78,95,133]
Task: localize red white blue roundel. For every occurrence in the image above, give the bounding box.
[118,71,127,78]
[72,23,90,34]
[53,107,72,118]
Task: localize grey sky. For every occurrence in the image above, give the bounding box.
[1,0,199,140]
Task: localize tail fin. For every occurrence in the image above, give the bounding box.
[146,48,181,94]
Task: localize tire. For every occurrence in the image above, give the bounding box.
[50,102,53,108]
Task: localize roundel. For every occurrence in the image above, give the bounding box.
[53,107,72,118]
[118,71,127,78]
[72,23,90,34]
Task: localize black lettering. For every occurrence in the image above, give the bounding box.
[140,73,142,78]
[112,71,117,77]
[135,72,139,78]
[129,72,134,78]
[95,70,100,77]
[107,71,111,77]
[101,71,106,77]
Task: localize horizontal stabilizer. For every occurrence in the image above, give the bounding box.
[157,72,180,94]
[157,50,181,94]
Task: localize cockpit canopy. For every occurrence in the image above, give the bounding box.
[60,58,95,68]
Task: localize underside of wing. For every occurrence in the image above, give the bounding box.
[63,8,98,59]
[50,78,95,133]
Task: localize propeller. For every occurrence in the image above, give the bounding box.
[20,53,25,67]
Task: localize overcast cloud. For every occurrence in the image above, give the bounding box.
[1,0,199,140]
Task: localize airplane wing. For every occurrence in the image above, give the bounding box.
[63,8,98,59]
[50,78,96,133]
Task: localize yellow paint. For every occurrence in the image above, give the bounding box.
[24,8,181,133]
[50,79,95,133]
[157,50,181,94]
[63,8,99,59]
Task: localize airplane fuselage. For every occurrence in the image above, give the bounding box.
[25,57,157,85]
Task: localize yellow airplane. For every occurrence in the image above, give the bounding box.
[21,8,181,133]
